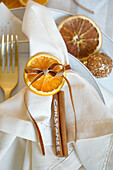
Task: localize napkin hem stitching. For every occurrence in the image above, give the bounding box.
[102,135,113,170]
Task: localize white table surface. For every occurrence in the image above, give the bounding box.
[46,0,113,42]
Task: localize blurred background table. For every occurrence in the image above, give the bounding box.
[46,0,113,42]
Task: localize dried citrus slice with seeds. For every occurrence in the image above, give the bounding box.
[24,53,66,96]
[58,15,102,61]
[18,0,49,6]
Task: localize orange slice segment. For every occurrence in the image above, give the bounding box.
[24,53,66,96]
[58,15,102,61]
[18,0,49,6]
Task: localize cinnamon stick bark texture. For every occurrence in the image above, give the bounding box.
[52,93,63,156]
[58,91,68,157]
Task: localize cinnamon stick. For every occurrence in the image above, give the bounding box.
[58,91,68,157]
[52,93,63,156]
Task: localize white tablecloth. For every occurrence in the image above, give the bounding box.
[47,0,113,42]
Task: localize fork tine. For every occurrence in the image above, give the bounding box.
[0,34,19,100]
[5,34,9,72]
[15,35,18,69]
[10,35,13,72]
[0,35,4,72]
[1,34,4,60]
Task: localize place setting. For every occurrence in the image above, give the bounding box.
[0,0,113,170]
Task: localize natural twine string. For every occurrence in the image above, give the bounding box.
[74,0,94,14]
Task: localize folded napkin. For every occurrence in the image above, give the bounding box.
[0,1,113,170]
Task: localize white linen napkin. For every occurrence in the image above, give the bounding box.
[0,1,113,170]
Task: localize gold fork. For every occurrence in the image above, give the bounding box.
[0,34,19,100]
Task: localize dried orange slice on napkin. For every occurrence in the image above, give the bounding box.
[19,0,48,6]
[58,15,102,61]
[24,53,66,96]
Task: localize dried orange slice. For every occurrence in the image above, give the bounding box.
[58,15,102,61]
[24,53,66,96]
[0,0,22,9]
[18,0,49,6]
